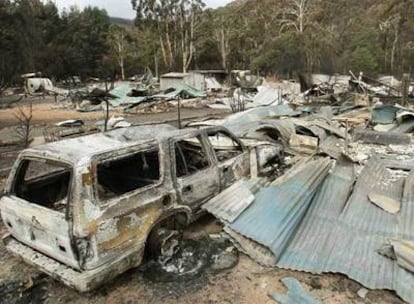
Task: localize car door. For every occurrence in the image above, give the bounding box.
[0,157,80,270]
[171,134,220,211]
[206,129,250,190]
[83,143,169,270]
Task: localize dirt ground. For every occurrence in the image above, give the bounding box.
[0,97,227,129]
[0,216,404,304]
[0,100,407,304]
[0,103,102,129]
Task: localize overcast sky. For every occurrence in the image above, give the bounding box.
[53,0,232,19]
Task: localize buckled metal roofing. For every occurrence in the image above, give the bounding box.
[202,178,266,223]
[228,158,332,261]
[277,157,414,304]
[205,154,414,303]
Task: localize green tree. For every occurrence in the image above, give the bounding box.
[250,32,302,77]
[0,0,62,85]
[0,0,21,88]
[57,6,110,79]
[343,46,380,76]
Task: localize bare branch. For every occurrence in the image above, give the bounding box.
[14,103,33,148]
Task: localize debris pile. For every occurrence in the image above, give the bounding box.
[5,70,413,121]
[141,237,238,283]
[2,68,414,302]
[198,93,414,303]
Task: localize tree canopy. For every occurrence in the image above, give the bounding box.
[0,0,413,86]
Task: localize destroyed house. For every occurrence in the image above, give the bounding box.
[160,73,190,91]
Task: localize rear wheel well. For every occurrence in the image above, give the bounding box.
[144,212,189,260]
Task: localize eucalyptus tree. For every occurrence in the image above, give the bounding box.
[132,0,205,72]
[108,25,129,80]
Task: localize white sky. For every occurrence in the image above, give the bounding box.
[52,0,232,19]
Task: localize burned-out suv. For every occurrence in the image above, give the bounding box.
[0,124,279,291]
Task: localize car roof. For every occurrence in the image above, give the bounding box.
[22,124,207,164]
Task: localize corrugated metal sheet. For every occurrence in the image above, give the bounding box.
[371,105,400,124]
[382,158,414,171]
[311,120,348,140]
[219,156,414,302]
[161,72,189,78]
[307,126,328,141]
[153,84,206,99]
[263,80,301,95]
[292,118,347,140]
[229,119,296,144]
[201,127,414,303]
[202,179,265,223]
[224,226,277,266]
[229,158,332,261]
[205,77,222,91]
[392,119,414,134]
[225,105,302,126]
[160,73,189,91]
[311,74,351,86]
[277,156,414,304]
[397,111,414,123]
[378,75,401,87]
[269,277,321,304]
[390,239,414,273]
[319,135,344,159]
[294,121,327,141]
[289,134,318,154]
[189,105,303,133]
[248,86,280,108]
[226,158,353,268]
[186,72,206,91]
[354,129,411,145]
[109,82,146,106]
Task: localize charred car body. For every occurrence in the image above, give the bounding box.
[0,124,281,291]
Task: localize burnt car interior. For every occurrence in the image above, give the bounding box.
[175,137,210,177]
[207,131,243,162]
[97,149,160,200]
[13,159,71,212]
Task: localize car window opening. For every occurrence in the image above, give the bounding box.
[97,149,160,200]
[14,159,71,213]
[175,137,209,177]
[208,131,243,162]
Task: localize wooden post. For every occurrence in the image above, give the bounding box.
[154,49,159,80]
[345,119,349,155]
[177,96,182,129]
[104,81,109,132]
[402,73,410,106]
